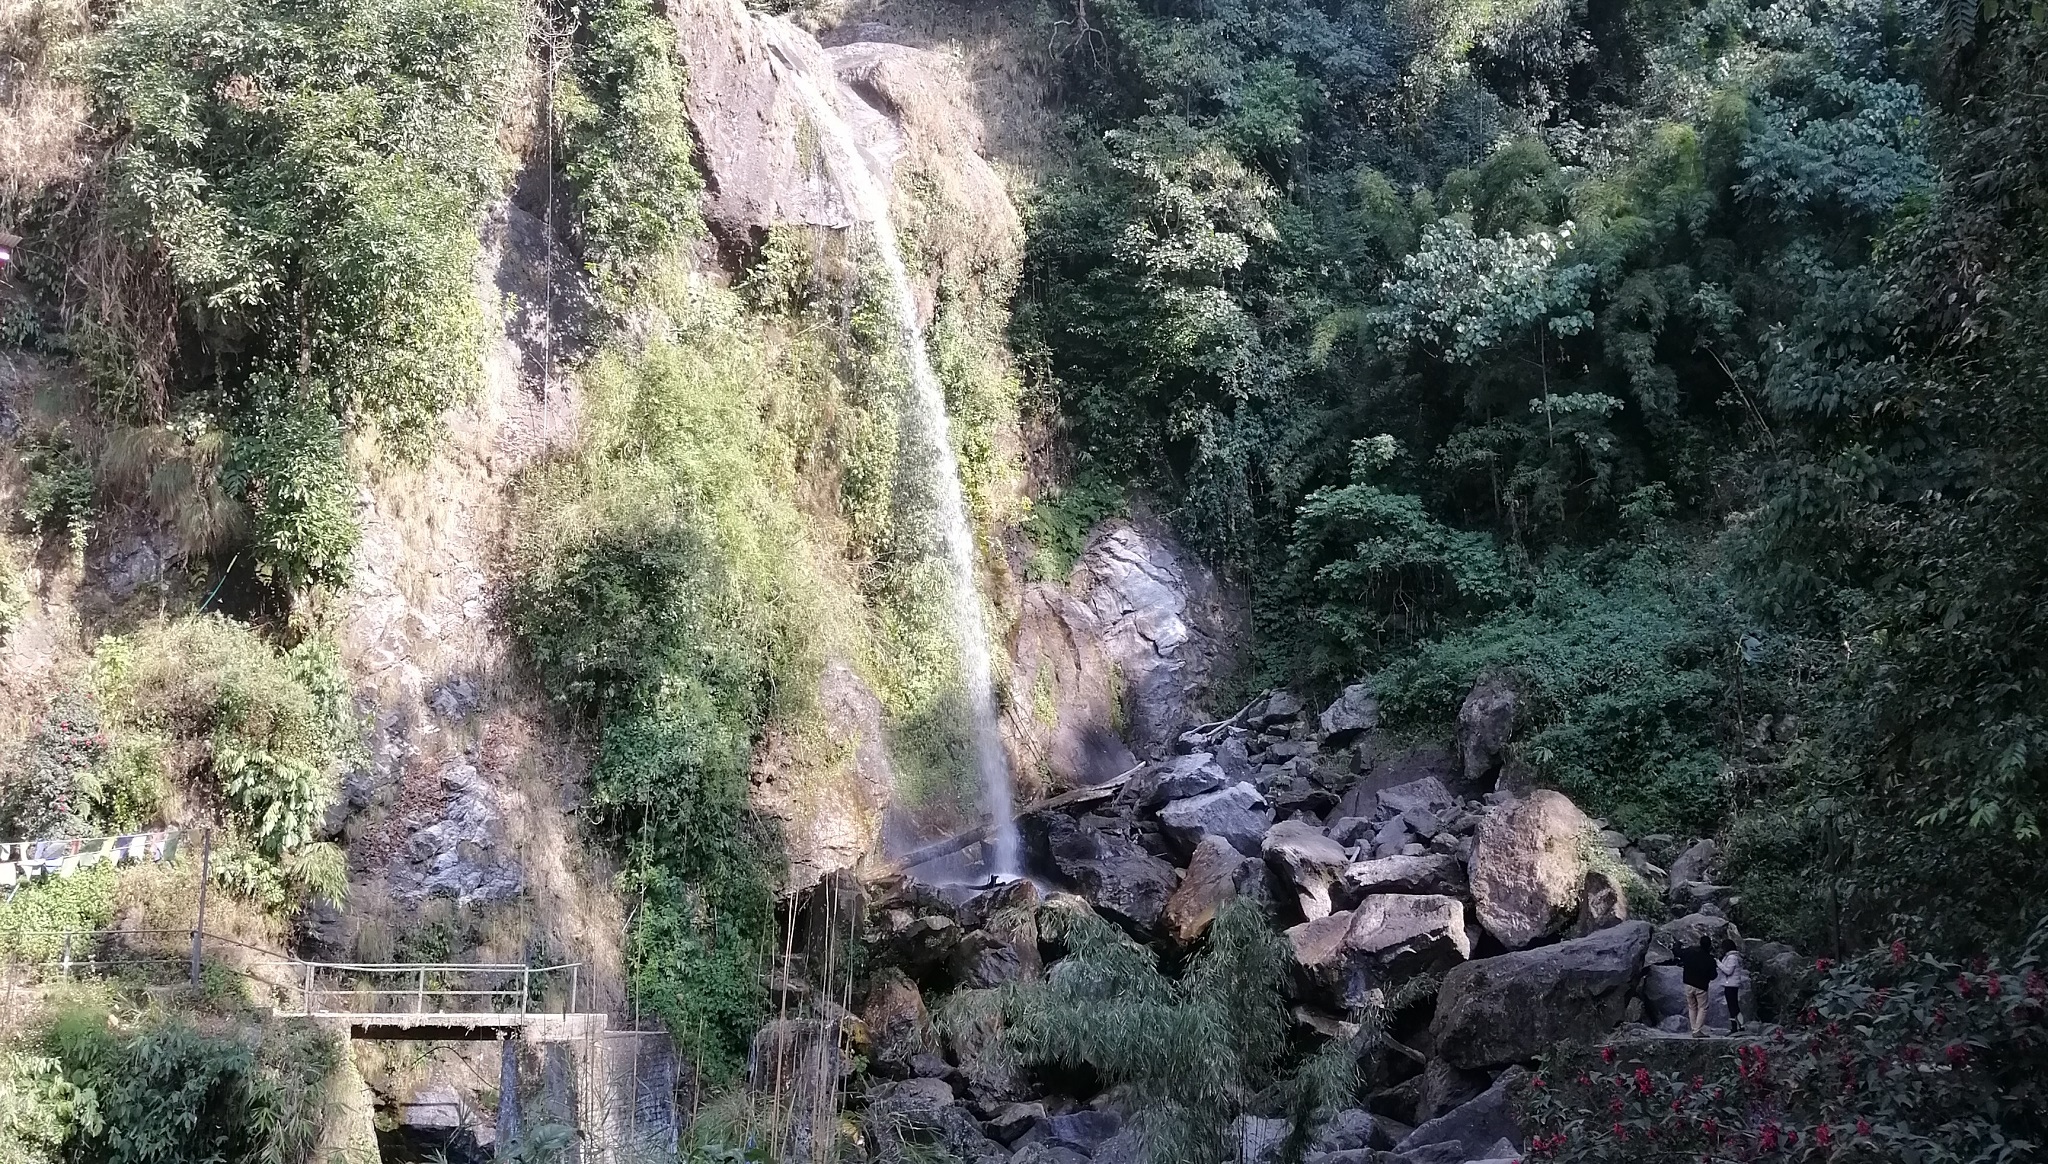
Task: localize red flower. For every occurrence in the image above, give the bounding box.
[1987,974,2003,999]
[1611,1121,1627,1140]
[1958,973,1974,997]
[1690,1075,1704,1091]
[1815,1124,1833,1147]
[2028,971,2047,1000]
[1576,1073,1591,1086]
[1761,1122,1781,1151]
[1610,1097,1624,1114]
[1903,1044,1923,1063]
[1634,1067,1652,1095]
[1816,957,1834,973]
[1532,1076,1545,1088]
[1856,1118,1873,1137]
[1602,1045,1616,1063]
[1945,1043,1969,1066]
[1891,939,1907,964]
[1702,1118,1718,1141]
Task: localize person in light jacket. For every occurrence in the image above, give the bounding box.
[1715,939,1750,1033]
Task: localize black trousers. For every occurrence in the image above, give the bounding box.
[1724,985,1741,1024]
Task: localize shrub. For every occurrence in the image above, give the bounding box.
[1372,550,1738,836]
[0,865,118,962]
[42,1008,344,1164]
[1022,474,1124,582]
[0,694,107,841]
[222,385,362,593]
[92,616,355,910]
[15,433,94,553]
[512,283,826,1074]
[554,0,703,296]
[1521,920,2048,1163]
[1003,900,1373,1164]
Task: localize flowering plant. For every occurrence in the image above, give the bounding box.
[1520,919,2048,1162]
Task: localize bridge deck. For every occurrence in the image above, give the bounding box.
[299,1010,611,1042]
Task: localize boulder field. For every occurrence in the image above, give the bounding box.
[784,680,1799,1164]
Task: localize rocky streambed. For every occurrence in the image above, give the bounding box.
[758,682,1812,1164]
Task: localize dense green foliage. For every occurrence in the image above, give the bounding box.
[553,0,703,293]
[513,281,825,1076]
[91,616,355,910]
[75,0,523,590]
[1003,900,1375,1164]
[1020,0,2048,948]
[1523,919,2048,1162]
[0,1006,344,1164]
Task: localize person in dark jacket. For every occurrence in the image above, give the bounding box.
[1679,935,1717,1037]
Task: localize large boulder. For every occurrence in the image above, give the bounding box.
[1318,684,1380,744]
[1650,912,1742,965]
[1467,790,1591,949]
[1074,520,1238,755]
[1309,1108,1401,1154]
[1667,838,1720,888]
[1573,869,1629,936]
[1163,834,1253,945]
[1263,820,1351,921]
[1141,752,1231,806]
[1020,812,1179,934]
[1336,855,1468,907]
[1247,690,1306,727]
[1288,895,1471,1009]
[1158,783,1274,857]
[1457,675,1518,791]
[950,909,1041,987]
[863,969,935,1074]
[1336,745,1459,819]
[862,1079,1006,1164]
[1376,777,1459,822]
[1430,920,1652,1069]
[1396,1067,1526,1159]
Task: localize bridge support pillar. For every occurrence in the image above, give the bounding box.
[495,1032,521,1161]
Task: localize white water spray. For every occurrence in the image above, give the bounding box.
[773,48,1019,877]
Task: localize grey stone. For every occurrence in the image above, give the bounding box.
[1159,783,1274,857]
[1288,895,1470,1010]
[1248,690,1306,727]
[1020,812,1178,934]
[986,1103,1045,1145]
[1143,752,1231,806]
[1234,1115,1291,1164]
[1457,675,1518,791]
[1263,819,1351,920]
[1327,816,1375,847]
[1046,1110,1123,1153]
[1373,817,1414,856]
[1430,921,1652,1069]
[1668,838,1720,888]
[1319,683,1381,744]
[1164,834,1252,945]
[1650,912,1742,965]
[1574,869,1629,936]
[1310,1108,1398,1154]
[1377,776,1459,821]
[1397,1067,1525,1157]
[1467,790,1591,949]
[863,969,934,1074]
[1009,1144,1089,1164]
[1336,855,1467,907]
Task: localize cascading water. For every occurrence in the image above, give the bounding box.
[772,46,1020,877]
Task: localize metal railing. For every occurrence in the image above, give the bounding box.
[254,957,584,1018]
[1,928,584,1021]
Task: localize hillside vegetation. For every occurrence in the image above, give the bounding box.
[1016,0,2048,953]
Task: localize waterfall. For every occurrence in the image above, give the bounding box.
[771,46,1020,877]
